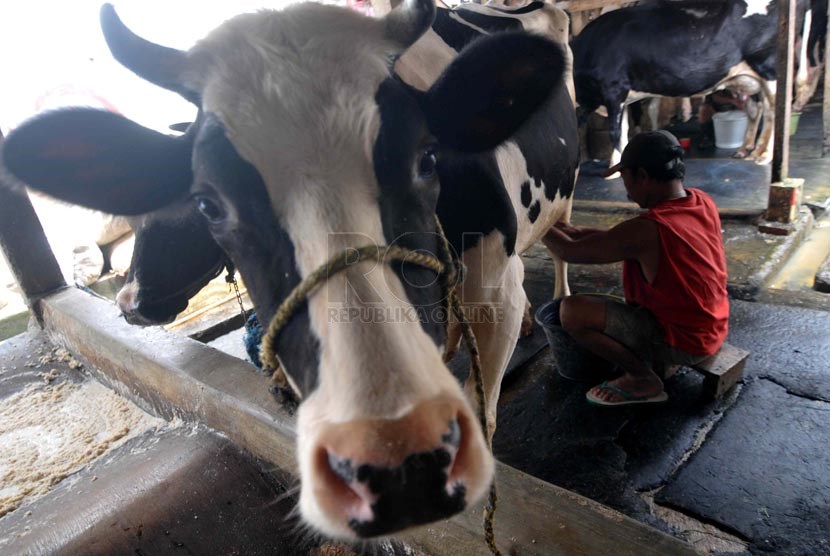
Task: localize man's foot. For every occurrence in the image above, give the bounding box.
[586,375,666,407]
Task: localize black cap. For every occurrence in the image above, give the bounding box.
[604,130,685,180]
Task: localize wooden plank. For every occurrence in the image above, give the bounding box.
[771,0,796,184]
[0,133,66,306]
[693,343,749,399]
[694,344,750,377]
[39,287,701,556]
[765,178,804,223]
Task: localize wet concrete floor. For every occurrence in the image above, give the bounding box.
[490,273,830,556]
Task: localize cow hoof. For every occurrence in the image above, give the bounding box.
[732,149,751,159]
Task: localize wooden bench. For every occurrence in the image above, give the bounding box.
[660,342,750,399]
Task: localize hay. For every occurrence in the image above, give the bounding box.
[0,379,161,517]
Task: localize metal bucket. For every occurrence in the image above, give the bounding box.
[535,298,616,382]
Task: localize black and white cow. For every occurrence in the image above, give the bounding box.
[115,198,225,325]
[109,2,575,331]
[795,0,827,111]
[2,0,577,540]
[573,0,810,165]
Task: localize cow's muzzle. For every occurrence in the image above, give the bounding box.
[310,395,491,538]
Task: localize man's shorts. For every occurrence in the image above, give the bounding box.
[604,298,708,368]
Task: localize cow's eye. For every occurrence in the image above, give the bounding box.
[195,196,225,223]
[418,146,438,179]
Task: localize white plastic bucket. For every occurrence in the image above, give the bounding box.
[712,111,749,149]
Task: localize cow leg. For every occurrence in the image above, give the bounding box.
[552,193,573,299]
[734,97,762,159]
[605,101,627,178]
[644,98,660,131]
[459,236,524,442]
[794,62,824,111]
[751,80,776,164]
[679,97,692,123]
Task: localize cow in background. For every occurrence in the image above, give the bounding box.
[114,198,225,325]
[795,0,827,111]
[573,0,810,166]
[2,0,578,539]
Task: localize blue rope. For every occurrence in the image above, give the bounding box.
[243,311,264,369]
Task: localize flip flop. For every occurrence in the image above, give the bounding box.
[586,381,668,407]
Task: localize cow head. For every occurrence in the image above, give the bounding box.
[2,0,566,539]
[116,198,225,326]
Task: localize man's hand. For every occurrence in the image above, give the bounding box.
[541,217,659,266]
[542,225,572,258]
[553,221,605,240]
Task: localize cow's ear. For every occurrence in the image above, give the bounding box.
[2,109,191,215]
[425,32,566,152]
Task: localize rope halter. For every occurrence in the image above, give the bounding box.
[257,215,501,555]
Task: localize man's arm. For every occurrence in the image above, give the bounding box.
[542,217,659,265]
[554,222,607,240]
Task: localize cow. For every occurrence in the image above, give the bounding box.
[2,0,578,540]
[115,198,226,325]
[794,0,827,111]
[572,0,810,166]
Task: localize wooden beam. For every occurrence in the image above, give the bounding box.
[40,287,701,556]
[0,132,66,307]
[771,0,796,183]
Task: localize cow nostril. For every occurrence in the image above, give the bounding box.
[115,284,139,315]
[320,448,377,524]
[442,418,461,449]
[327,452,356,485]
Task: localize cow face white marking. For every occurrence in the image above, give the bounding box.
[178,5,490,538]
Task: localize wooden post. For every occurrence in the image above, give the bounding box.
[824,0,830,155]
[771,0,796,184]
[0,134,66,307]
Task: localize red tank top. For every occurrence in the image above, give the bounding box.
[623,188,729,356]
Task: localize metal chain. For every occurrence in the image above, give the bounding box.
[224,261,249,322]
